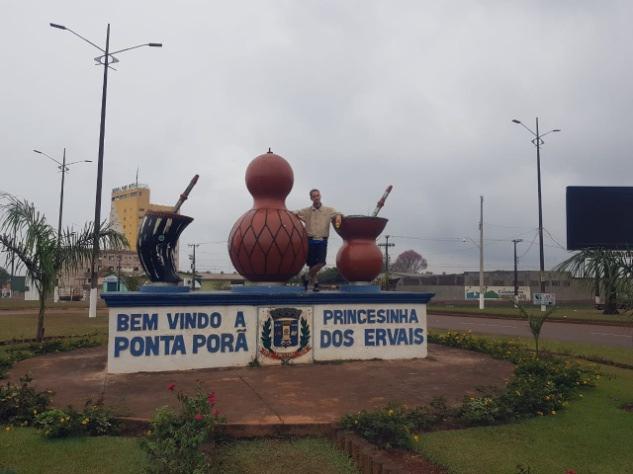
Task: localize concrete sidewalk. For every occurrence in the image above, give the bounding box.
[9,344,513,436]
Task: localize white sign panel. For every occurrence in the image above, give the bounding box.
[312,303,427,361]
[533,293,556,306]
[108,306,257,373]
[107,302,429,373]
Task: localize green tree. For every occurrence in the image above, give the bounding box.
[122,274,145,291]
[517,304,556,358]
[0,194,126,341]
[555,248,633,314]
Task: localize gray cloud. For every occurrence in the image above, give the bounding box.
[2,0,633,275]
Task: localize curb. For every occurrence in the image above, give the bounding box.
[330,430,446,474]
[115,417,337,439]
[331,430,403,474]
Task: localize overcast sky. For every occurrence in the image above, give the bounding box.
[2,1,633,276]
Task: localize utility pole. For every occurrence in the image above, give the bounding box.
[378,235,395,290]
[33,148,90,302]
[188,244,199,290]
[55,148,66,303]
[512,239,523,305]
[479,196,485,310]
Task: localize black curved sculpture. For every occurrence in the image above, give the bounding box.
[137,210,193,283]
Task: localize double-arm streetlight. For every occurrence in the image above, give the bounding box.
[33,148,91,302]
[50,22,162,317]
[512,118,561,311]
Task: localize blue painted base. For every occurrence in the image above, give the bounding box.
[140,285,191,294]
[339,284,380,294]
[102,288,434,307]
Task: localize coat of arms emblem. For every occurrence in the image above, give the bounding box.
[260,307,311,364]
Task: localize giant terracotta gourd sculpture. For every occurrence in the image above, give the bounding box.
[228,150,308,282]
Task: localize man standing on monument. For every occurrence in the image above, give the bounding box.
[296,189,342,292]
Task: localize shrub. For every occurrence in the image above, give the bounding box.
[459,394,501,426]
[408,397,455,430]
[141,384,224,474]
[80,401,119,436]
[0,375,50,425]
[342,332,600,448]
[35,407,81,438]
[341,403,414,449]
[0,355,13,379]
[428,331,530,363]
[32,401,118,438]
[498,356,597,419]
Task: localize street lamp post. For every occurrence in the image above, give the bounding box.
[512,118,561,311]
[512,239,523,305]
[33,148,91,302]
[50,22,162,317]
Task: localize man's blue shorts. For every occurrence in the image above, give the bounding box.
[307,238,328,267]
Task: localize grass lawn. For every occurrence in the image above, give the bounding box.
[429,302,633,325]
[0,428,147,474]
[416,365,633,474]
[0,430,357,474]
[0,311,108,341]
[430,328,633,368]
[0,300,107,311]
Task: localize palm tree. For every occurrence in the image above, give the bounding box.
[556,248,633,314]
[0,194,126,341]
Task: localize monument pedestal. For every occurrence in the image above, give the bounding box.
[102,289,433,374]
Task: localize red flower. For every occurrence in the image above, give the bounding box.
[207,392,217,405]
[194,413,203,421]
[212,408,220,417]
[167,383,176,392]
[565,470,577,474]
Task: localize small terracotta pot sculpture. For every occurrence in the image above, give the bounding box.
[334,215,388,283]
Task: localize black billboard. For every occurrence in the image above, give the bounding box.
[566,186,633,250]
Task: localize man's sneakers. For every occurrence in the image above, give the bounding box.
[301,274,320,292]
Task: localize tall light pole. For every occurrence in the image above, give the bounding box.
[479,196,484,310]
[33,148,91,302]
[512,118,561,311]
[512,239,523,305]
[50,22,162,317]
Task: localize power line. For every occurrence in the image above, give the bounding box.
[543,227,566,250]
[518,231,539,258]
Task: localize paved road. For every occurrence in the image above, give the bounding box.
[428,314,633,348]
